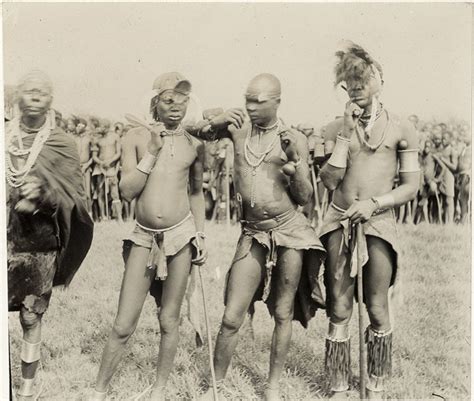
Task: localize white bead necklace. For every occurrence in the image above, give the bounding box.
[6,114,54,188]
[243,120,281,207]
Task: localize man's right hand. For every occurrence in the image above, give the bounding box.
[211,108,246,130]
[342,101,363,137]
[147,123,165,156]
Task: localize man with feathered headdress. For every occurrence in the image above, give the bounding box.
[318,43,420,398]
[6,70,93,400]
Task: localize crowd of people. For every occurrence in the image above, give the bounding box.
[7,109,468,226]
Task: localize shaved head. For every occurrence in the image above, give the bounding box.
[245,73,282,126]
[246,73,281,101]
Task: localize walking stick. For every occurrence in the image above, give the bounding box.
[103,171,109,220]
[225,147,231,231]
[356,223,367,399]
[197,265,219,401]
[310,165,322,226]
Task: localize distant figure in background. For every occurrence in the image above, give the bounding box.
[457,131,471,223]
[432,127,457,223]
[74,117,94,215]
[6,70,93,400]
[91,119,122,221]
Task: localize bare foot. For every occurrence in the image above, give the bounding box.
[328,389,360,399]
[87,388,107,401]
[199,387,227,401]
[263,387,281,401]
[148,385,166,401]
[367,388,384,400]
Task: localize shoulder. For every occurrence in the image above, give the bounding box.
[123,127,149,145]
[387,112,418,146]
[323,118,344,141]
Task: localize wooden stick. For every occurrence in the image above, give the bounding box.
[225,147,231,230]
[356,223,367,399]
[198,266,219,401]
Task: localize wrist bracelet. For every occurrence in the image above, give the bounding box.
[370,197,380,211]
[196,231,206,238]
[372,193,395,210]
[136,151,158,175]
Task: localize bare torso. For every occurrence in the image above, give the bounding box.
[97,132,120,164]
[130,128,199,229]
[75,134,91,164]
[230,122,297,221]
[458,144,471,173]
[330,111,403,209]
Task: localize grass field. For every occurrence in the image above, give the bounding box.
[8,221,471,400]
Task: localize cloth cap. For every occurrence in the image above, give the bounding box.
[152,72,191,96]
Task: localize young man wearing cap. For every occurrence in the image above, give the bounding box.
[194,73,326,401]
[318,43,420,398]
[91,72,207,401]
[91,119,123,222]
[6,70,93,400]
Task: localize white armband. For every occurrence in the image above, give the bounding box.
[398,149,420,173]
[327,134,350,169]
[136,152,158,175]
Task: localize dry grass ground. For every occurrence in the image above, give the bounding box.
[8,221,471,400]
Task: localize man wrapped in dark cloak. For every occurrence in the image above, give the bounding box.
[6,70,93,400]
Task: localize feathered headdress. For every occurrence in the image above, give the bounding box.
[334,41,383,87]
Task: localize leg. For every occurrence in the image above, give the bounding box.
[323,229,355,394]
[149,244,193,399]
[363,236,395,398]
[17,308,43,400]
[110,178,123,223]
[97,177,106,221]
[266,248,303,401]
[213,241,266,381]
[94,245,154,393]
[445,195,454,224]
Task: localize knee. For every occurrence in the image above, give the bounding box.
[158,312,180,336]
[366,301,389,329]
[20,310,41,331]
[273,304,293,325]
[330,299,352,324]
[111,320,136,342]
[221,310,245,334]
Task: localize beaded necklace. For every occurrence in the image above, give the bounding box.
[243,120,281,207]
[356,109,389,152]
[6,114,54,188]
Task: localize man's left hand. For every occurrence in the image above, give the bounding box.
[280,130,300,162]
[342,199,377,224]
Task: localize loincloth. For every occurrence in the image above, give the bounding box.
[319,203,400,304]
[92,166,119,200]
[8,249,57,314]
[438,168,455,197]
[122,213,197,304]
[226,209,326,328]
